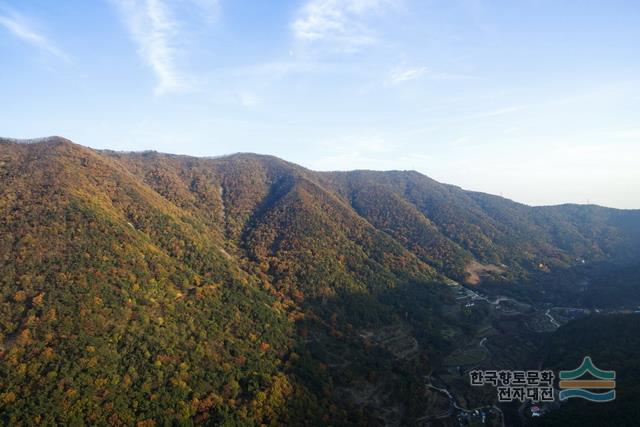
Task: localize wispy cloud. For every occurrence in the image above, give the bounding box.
[236,60,329,80]
[386,65,478,86]
[425,72,479,81]
[388,66,428,84]
[113,0,184,94]
[292,0,397,53]
[0,10,69,62]
[112,0,219,95]
[237,91,262,109]
[465,106,523,120]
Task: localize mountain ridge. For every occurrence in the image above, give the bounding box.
[2,135,640,424]
[4,136,640,282]
[4,135,637,210]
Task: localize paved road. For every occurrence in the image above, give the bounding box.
[545,308,561,328]
[424,377,505,426]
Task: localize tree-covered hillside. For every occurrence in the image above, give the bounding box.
[1,137,640,425]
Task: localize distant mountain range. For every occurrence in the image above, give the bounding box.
[1,136,639,425]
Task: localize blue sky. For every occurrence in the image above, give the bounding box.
[1,0,639,208]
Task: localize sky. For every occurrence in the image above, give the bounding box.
[1,0,639,209]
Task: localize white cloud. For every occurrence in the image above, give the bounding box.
[114,0,183,94]
[0,12,69,62]
[236,60,328,80]
[237,91,262,109]
[452,135,472,145]
[112,0,219,95]
[425,72,478,81]
[388,66,428,84]
[465,106,523,119]
[292,0,397,53]
[386,66,478,86]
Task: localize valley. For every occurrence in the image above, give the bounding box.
[416,278,637,427]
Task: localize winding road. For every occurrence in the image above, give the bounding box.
[424,377,505,426]
[545,309,561,328]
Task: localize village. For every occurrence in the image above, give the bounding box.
[421,282,601,426]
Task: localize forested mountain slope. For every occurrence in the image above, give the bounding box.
[107,145,640,285]
[1,137,639,425]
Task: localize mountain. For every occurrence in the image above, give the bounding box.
[1,136,639,425]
